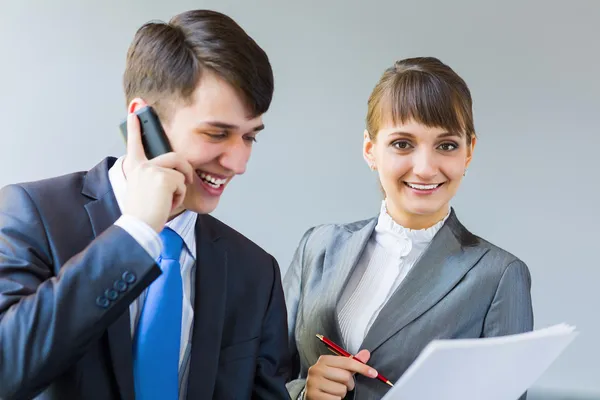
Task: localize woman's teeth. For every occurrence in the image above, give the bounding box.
[199,172,227,188]
[405,182,442,190]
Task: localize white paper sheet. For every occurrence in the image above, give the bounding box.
[382,324,578,400]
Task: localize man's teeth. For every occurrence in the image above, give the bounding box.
[406,183,441,190]
[199,172,227,188]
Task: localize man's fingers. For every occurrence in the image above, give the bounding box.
[152,153,195,185]
[170,171,187,210]
[126,112,148,163]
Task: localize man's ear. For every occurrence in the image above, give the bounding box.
[128,98,148,114]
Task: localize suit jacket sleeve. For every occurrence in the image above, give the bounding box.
[0,184,161,400]
[482,258,534,400]
[282,227,315,399]
[251,256,292,400]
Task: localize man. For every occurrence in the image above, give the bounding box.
[0,9,290,400]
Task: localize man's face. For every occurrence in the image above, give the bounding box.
[157,70,264,215]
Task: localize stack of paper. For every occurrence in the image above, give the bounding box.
[382,324,578,400]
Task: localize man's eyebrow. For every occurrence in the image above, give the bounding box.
[203,121,265,132]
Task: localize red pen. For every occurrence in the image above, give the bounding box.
[316,334,394,387]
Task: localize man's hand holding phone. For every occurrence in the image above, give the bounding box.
[122,111,194,233]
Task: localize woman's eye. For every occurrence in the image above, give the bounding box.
[392,141,412,150]
[438,142,458,151]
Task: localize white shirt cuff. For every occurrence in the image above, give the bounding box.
[115,215,161,260]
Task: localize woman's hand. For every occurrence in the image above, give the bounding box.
[305,349,378,400]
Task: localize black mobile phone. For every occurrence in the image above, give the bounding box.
[119,106,172,159]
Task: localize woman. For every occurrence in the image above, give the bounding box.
[283,57,534,400]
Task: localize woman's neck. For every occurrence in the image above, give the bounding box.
[384,200,450,230]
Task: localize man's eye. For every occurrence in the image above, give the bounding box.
[206,132,227,139]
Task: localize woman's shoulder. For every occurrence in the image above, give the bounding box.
[449,211,530,275]
[299,217,376,243]
[457,229,530,285]
[475,235,528,270]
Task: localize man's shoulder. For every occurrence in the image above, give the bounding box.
[200,213,273,262]
[13,170,87,198]
[3,157,116,203]
[0,157,117,226]
[0,170,88,215]
[198,214,282,290]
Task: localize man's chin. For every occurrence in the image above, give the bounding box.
[183,198,219,215]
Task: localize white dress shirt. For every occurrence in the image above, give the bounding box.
[337,200,449,354]
[108,156,197,399]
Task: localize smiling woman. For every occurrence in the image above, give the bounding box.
[283,57,534,400]
[363,57,477,230]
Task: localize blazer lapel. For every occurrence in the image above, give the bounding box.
[185,215,228,399]
[82,157,136,400]
[361,210,488,353]
[323,219,377,347]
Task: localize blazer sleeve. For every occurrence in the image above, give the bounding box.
[482,258,534,400]
[0,184,161,400]
[251,256,293,400]
[282,227,315,400]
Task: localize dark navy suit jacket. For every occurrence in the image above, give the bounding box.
[0,157,291,400]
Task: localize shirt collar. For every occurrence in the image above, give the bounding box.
[373,199,449,255]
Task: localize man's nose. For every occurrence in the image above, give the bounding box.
[219,140,250,175]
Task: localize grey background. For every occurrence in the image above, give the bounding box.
[1,0,598,398]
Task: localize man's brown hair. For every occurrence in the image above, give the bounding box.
[366,57,476,144]
[123,9,273,122]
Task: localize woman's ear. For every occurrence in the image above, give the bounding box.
[465,136,477,169]
[363,130,376,170]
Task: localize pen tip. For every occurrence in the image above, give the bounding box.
[315,334,323,339]
[386,380,394,387]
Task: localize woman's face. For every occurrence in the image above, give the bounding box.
[364,118,476,229]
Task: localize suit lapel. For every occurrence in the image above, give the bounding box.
[361,210,488,353]
[185,215,228,399]
[323,219,377,347]
[82,157,136,400]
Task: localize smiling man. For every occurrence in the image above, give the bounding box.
[0,9,290,400]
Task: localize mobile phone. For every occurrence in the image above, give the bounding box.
[119,106,172,159]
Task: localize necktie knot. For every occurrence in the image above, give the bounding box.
[159,227,184,261]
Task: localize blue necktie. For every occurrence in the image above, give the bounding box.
[133,227,184,399]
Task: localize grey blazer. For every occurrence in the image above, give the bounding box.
[283,209,534,400]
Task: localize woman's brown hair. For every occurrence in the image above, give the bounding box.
[366,57,476,144]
